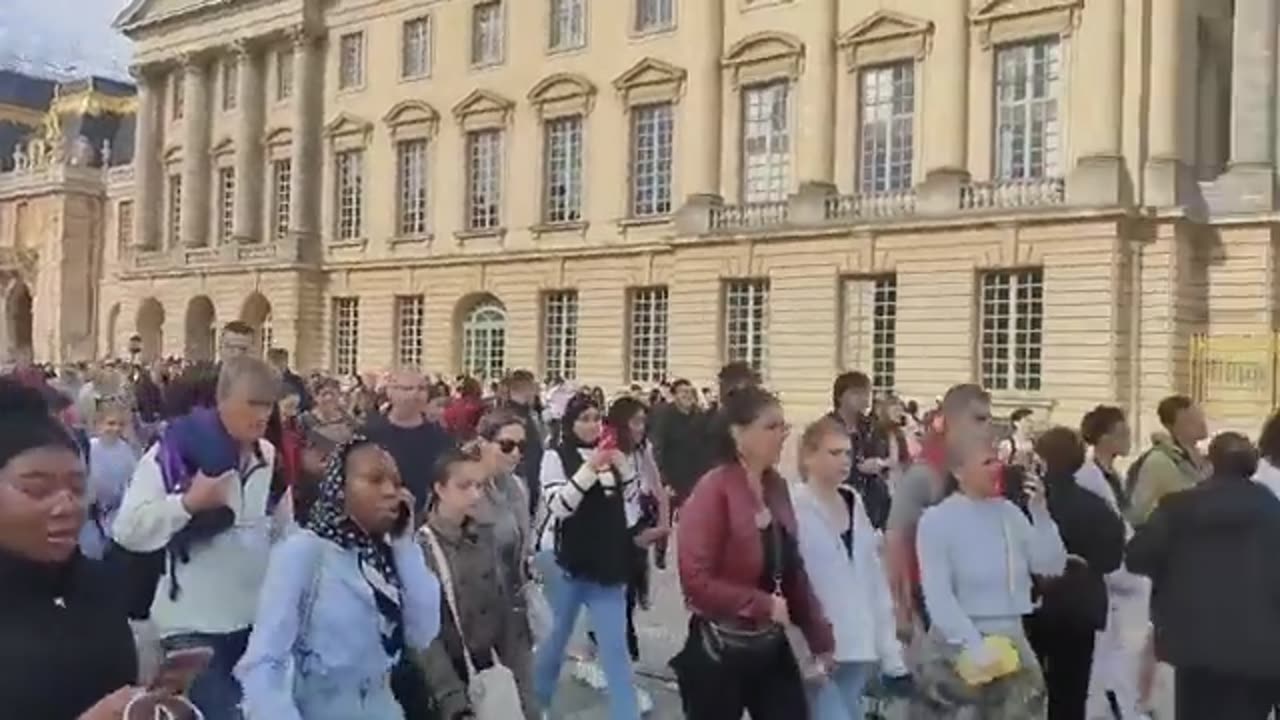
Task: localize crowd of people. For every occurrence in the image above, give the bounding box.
[4,318,1280,720]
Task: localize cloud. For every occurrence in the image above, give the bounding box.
[0,0,134,81]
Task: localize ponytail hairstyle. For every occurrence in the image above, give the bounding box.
[709,385,780,466]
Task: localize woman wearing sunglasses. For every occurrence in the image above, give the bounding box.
[471,410,535,631]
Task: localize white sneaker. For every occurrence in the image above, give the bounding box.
[572,659,608,690]
[636,686,654,715]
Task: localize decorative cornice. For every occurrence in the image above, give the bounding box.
[837,10,934,68]
[970,0,1084,48]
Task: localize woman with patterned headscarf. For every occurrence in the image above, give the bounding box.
[235,436,441,720]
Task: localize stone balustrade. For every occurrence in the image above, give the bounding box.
[123,240,296,272]
[959,177,1066,211]
[709,200,790,232]
[823,189,917,222]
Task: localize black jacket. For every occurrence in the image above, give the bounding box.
[652,405,711,500]
[1127,476,1280,678]
[1034,470,1125,630]
[0,551,138,720]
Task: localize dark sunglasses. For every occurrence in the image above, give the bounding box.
[497,439,526,454]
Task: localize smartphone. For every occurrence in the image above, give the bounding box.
[599,426,619,451]
[150,647,214,694]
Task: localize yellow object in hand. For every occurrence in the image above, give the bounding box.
[954,635,1021,686]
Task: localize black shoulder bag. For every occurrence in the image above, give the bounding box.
[698,518,786,665]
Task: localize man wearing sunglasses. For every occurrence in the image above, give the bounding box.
[363,369,454,514]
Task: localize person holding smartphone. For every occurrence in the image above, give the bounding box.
[235,436,441,720]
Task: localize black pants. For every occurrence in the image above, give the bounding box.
[1026,614,1095,720]
[670,617,806,720]
[1175,667,1277,720]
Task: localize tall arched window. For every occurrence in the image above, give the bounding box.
[461,300,506,379]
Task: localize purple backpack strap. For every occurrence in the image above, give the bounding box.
[157,432,192,495]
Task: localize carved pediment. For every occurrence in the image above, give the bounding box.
[452,89,515,128]
[115,0,239,34]
[163,145,183,163]
[723,31,804,68]
[210,136,234,157]
[263,126,292,147]
[383,100,440,128]
[971,0,1083,47]
[613,58,687,94]
[323,112,373,139]
[838,10,934,68]
[527,73,597,117]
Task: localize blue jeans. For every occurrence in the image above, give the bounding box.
[533,549,566,611]
[161,629,251,720]
[533,562,639,720]
[808,661,877,720]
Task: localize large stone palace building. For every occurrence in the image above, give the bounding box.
[0,0,1277,433]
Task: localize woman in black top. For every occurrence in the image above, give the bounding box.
[1024,426,1126,720]
[0,378,139,719]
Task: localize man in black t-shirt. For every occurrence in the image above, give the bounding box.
[363,369,454,513]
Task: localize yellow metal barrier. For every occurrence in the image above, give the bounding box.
[1190,333,1279,418]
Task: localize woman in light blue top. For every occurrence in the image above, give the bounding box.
[235,436,441,720]
[915,438,1066,718]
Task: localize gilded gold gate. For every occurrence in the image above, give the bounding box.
[1189,333,1280,418]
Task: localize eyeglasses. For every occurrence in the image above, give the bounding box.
[497,439,526,455]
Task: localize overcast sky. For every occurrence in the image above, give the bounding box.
[0,0,133,82]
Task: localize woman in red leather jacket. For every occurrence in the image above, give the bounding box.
[671,385,834,718]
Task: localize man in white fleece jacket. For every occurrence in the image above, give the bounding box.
[114,357,287,720]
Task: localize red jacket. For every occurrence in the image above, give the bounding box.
[677,462,834,656]
[443,396,485,440]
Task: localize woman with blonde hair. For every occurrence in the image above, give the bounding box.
[792,416,908,719]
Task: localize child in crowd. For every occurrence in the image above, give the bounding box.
[79,400,139,560]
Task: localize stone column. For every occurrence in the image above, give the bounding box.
[796,0,837,186]
[1214,0,1279,211]
[288,28,322,255]
[1144,0,1188,207]
[233,40,266,243]
[1067,0,1124,205]
[682,0,723,198]
[180,53,211,247]
[923,0,969,181]
[130,65,161,249]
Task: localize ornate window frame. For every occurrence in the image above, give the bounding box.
[323,113,373,247]
[614,58,686,225]
[453,91,514,239]
[968,0,1080,180]
[263,127,293,161]
[528,74,595,235]
[384,101,440,244]
[721,31,804,203]
[834,11,932,194]
[452,89,515,132]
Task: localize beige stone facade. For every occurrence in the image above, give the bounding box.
[2,0,1276,435]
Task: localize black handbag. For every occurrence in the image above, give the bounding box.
[698,519,786,664]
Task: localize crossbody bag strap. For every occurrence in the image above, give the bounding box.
[1000,509,1016,598]
[418,525,479,679]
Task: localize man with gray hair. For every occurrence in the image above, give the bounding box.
[114,356,285,720]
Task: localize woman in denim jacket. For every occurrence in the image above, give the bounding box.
[235,436,441,720]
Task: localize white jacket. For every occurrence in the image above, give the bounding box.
[113,440,283,639]
[792,483,906,671]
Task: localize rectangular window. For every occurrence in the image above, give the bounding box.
[171,73,184,120]
[402,17,432,78]
[466,130,503,231]
[979,268,1044,391]
[871,276,897,392]
[995,38,1062,180]
[167,174,182,245]
[117,201,134,252]
[332,298,360,376]
[635,0,674,32]
[724,280,769,373]
[394,295,426,370]
[276,48,294,100]
[741,82,791,203]
[542,290,579,380]
[628,286,669,382]
[221,58,238,111]
[216,167,235,242]
[840,275,897,393]
[549,0,586,50]
[397,139,430,237]
[859,62,915,193]
[543,115,584,224]
[271,159,292,240]
[338,32,365,90]
[472,1,504,66]
[630,103,674,217]
[335,150,364,241]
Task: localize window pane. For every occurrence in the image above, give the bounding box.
[544,115,583,223]
[395,295,425,369]
[724,280,769,373]
[994,38,1061,180]
[628,286,669,382]
[467,130,503,230]
[542,291,579,380]
[741,83,790,203]
[630,103,674,217]
[332,298,360,376]
[858,63,914,193]
[397,139,430,236]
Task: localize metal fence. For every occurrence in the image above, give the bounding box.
[1190,333,1279,419]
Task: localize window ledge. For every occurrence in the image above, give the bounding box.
[455,227,506,242]
[532,220,589,238]
[336,84,366,96]
[629,25,677,42]
[399,73,432,84]
[469,59,505,72]
[389,233,433,245]
[327,238,368,250]
[988,392,1055,413]
[617,215,672,229]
